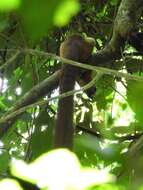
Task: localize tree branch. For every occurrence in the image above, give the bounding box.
[0,73,101,138]
[23,49,143,82]
[0,50,20,72]
[89,0,143,68]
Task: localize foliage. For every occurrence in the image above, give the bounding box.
[0,0,143,190]
[9,149,113,190]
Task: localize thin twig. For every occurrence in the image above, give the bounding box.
[0,73,102,125]
[0,48,143,82]
[24,49,143,82]
[0,50,20,72]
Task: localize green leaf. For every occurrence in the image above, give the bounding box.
[21,72,33,93]
[127,81,143,124]
[0,151,9,172]
[95,184,125,190]
[19,0,64,41]
[31,125,53,160]
[0,0,20,11]
[31,111,54,159]
[75,135,123,164]
[110,0,118,6]
[0,15,9,31]
[0,99,8,110]
[54,0,80,26]
[95,75,114,110]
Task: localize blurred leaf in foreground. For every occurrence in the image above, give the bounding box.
[0,0,21,11]
[11,149,114,190]
[54,0,80,26]
[19,0,80,42]
[0,179,23,190]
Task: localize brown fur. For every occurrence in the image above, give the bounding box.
[54,34,95,149]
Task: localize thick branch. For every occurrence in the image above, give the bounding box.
[0,74,100,138]
[90,0,143,67]
[0,71,60,137]
[7,70,60,115]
